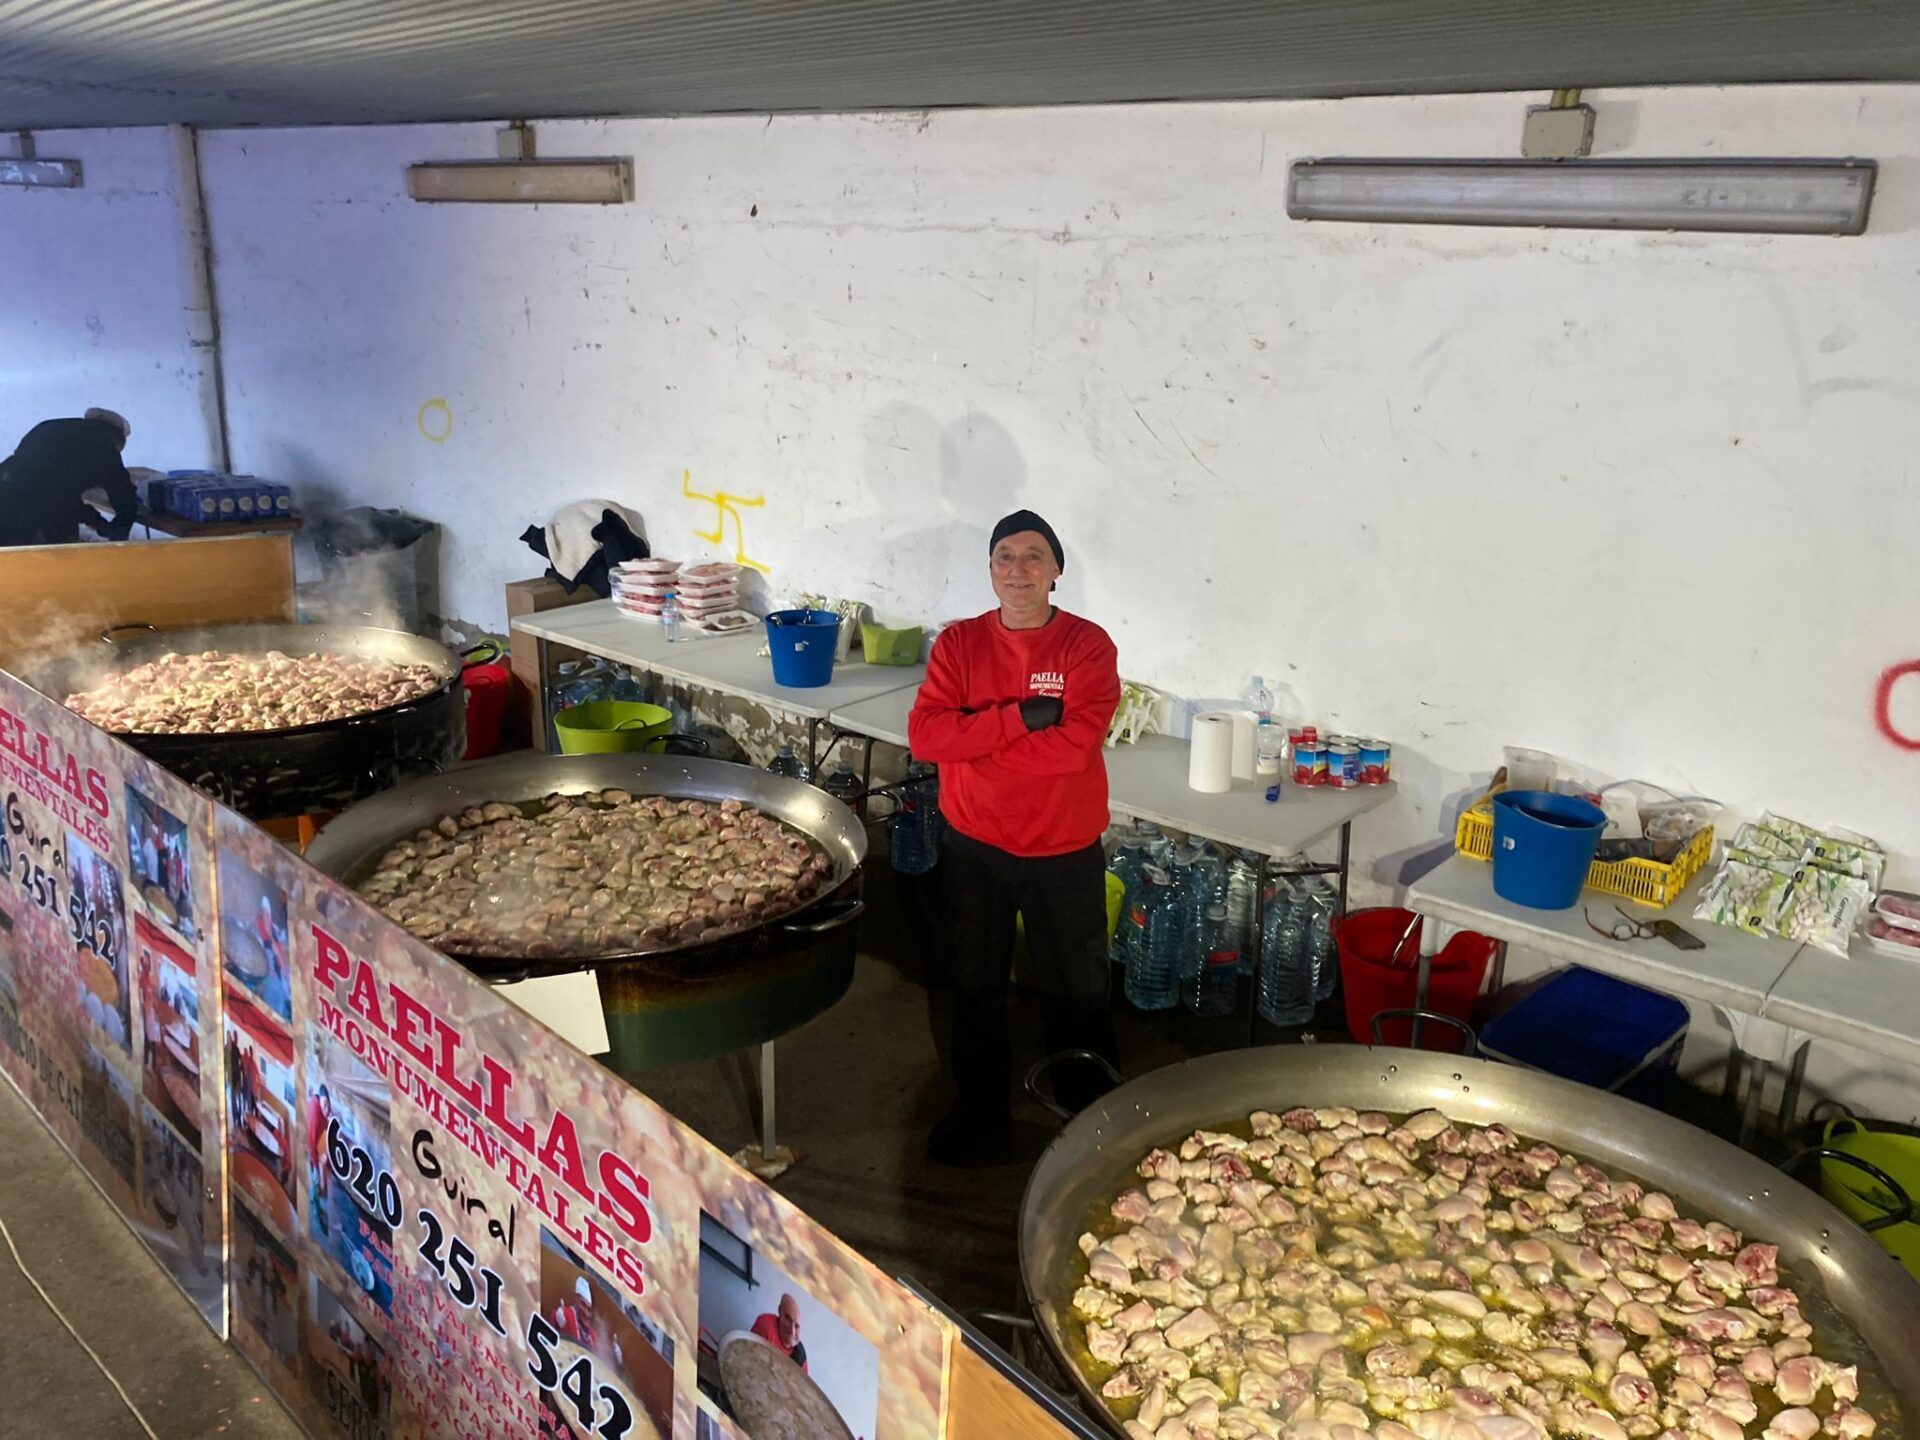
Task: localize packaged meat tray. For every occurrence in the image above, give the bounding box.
[1875,890,1920,932]
[1866,916,1920,958]
[678,560,740,583]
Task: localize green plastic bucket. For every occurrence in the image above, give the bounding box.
[1821,1114,1920,1280]
[553,701,674,755]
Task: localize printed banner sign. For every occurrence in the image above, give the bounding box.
[0,672,226,1328]
[0,669,990,1440]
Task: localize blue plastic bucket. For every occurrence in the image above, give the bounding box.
[1490,789,1607,910]
[765,610,841,688]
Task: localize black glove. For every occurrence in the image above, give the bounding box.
[1019,697,1063,731]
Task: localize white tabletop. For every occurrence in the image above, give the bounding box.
[1765,937,1920,1069]
[828,688,916,749]
[825,692,1393,858]
[1407,853,1804,1013]
[512,601,925,722]
[1104,735,1395,858]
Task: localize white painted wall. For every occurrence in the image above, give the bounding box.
[0,127,220,472]
[195,86,1920,878]
[11,90,1919,1121]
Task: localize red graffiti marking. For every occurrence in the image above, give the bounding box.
[1874,661,1920,750]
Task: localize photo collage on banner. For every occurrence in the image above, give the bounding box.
[2,671,1003,1439]
[0,673,225,1330]
[241,819,955,1440]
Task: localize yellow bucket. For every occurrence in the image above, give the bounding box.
[1820,1114,1920,1279]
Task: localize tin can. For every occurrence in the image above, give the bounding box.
[1359,739,1392,785]
[1326,742,1359,789]
[1292,739,1324,786]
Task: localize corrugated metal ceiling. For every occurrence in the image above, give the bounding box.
[1,0,1916,130]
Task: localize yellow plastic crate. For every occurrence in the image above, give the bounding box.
[1454,787,1713,910]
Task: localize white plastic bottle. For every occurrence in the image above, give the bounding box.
[661,590,684,643]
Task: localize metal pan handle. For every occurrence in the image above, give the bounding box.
[1023,1050,1126,1124]
[1369,1007,1479,1055]
[1780,1146,1916,1233]
[779,897,865,935]
[962,1308,1038,1334]
[101,621,158,644]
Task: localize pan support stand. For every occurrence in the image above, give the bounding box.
[732,1041,798,1180]
[1716,1010,1812,1150]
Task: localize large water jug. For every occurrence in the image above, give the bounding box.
[1184,902,1239,1018]
[1224,849,1262,974]
[889,758,941,876]
[1123,866,1182,1011]
[1304,882,1340,1002]
[1257,880,1313,1026]
[1105,827,1150,965]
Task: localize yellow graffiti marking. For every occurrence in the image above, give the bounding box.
[416,398,453,443]
[680,468,771,574]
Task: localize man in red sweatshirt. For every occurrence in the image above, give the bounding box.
[908,510,1122,1164]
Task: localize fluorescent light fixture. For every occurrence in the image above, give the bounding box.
[407,159,632,205]
[1287,158,1875,236]
[0,156,81,188]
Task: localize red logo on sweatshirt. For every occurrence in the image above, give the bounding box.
[1030,670,1066,698]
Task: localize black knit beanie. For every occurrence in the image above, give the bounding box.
[988,510,1064,572]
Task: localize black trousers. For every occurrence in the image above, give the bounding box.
[939,829,1119,1119]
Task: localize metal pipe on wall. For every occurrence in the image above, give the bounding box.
[168,123,231,472]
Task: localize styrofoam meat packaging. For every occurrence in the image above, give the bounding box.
[678,561,741,582]
[1865,916,1920,958]
[1874,890,1920,932]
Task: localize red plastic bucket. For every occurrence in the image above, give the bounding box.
[460,662,510,760]
[1338,907,1494,1054]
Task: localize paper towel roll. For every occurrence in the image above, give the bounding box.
[1188,713,1234,793]
[1230,710,1257,782]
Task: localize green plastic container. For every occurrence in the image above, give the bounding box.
[861,625,925,667]
[553,701,674,755]
[1821,1114,1920,1280]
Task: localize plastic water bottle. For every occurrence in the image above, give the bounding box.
[1304,882,1340,1002]
[660,591,684,642]
[1184,902,1239,1017]
[1171,838,1222,978]
[1123,866,1181,1011]
[1257,882,1314,1026]
[1104,827,1149,965]
[820,759,865,817]
[890,758,941,876]
[1242,675,1275,726]
[767,743,810,782]
[1137,821,1174,869]
[1224,849,1262,975]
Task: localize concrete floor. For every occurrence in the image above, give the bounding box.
[0,1077,302,1438]
[0,841,1777,1435]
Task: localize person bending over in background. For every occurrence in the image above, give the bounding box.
[0,407,138,546]
[908,510,1123,1166]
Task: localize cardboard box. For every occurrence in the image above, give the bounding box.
[506,577,596,751]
